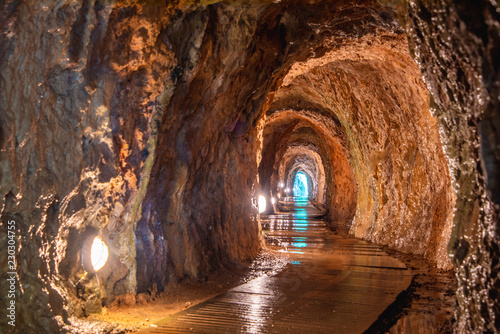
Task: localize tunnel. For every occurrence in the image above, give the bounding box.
[0,0,499,333]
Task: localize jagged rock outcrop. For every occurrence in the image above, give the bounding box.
[1,1,178,331]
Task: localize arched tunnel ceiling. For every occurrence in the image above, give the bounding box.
[4,0,499,332]
[279,145,326,203]
[260,31,454,269]
[260,109,356,221]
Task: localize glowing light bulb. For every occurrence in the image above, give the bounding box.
[271,197,276,204]
[258,195,266,213]
[90,236,109,271]
[285,188,290,194]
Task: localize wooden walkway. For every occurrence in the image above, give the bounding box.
[138,199,411,333]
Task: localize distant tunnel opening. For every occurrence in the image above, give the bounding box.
[293,171,309,198]
[259,109,356,227]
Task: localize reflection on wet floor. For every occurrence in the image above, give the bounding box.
[139,199,411,334]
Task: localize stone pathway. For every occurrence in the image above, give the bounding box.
[138,199,411,333]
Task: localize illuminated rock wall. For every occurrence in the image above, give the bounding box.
[405,0,500,331]
[264,32,455,269]
[0,1,403,331]
[260,110,358,228]
[0,0,469,332]
[0,1,179,330]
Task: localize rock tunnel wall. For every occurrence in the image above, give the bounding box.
[404,0,500,331]
[265,32,455,269]
[0,1,419,332]
[0,0,484,332]
[0,1,182,329]
[279,145,326,202]
[261,110,357,227]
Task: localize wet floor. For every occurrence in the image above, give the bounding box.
[138,199,411,333]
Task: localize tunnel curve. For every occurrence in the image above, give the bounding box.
[2,1,485,332]
[259,108,357,230]
[261,31,455,269]
[280,145,325,203]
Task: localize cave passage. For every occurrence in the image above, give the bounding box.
[293,171,309,198]
[136,199,411,333]
[1,0,498,333]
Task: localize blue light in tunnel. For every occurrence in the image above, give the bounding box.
[295,198,308,207]
[295,209,308,219]
[293,220,308,231]
[293,171,309,198]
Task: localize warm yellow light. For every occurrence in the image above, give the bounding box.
[91,236,109,271]
[271,197,276,204]
[277,193,281,198]
[258,195,266,213]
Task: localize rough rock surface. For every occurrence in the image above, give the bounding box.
[0,0,473,332]
[405,0,500,332]
[260,109,358,228]
[0,1,179,331]
[263,32,454,270]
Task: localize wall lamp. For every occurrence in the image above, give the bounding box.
[82,235,109,272]
[258,195,267,213]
